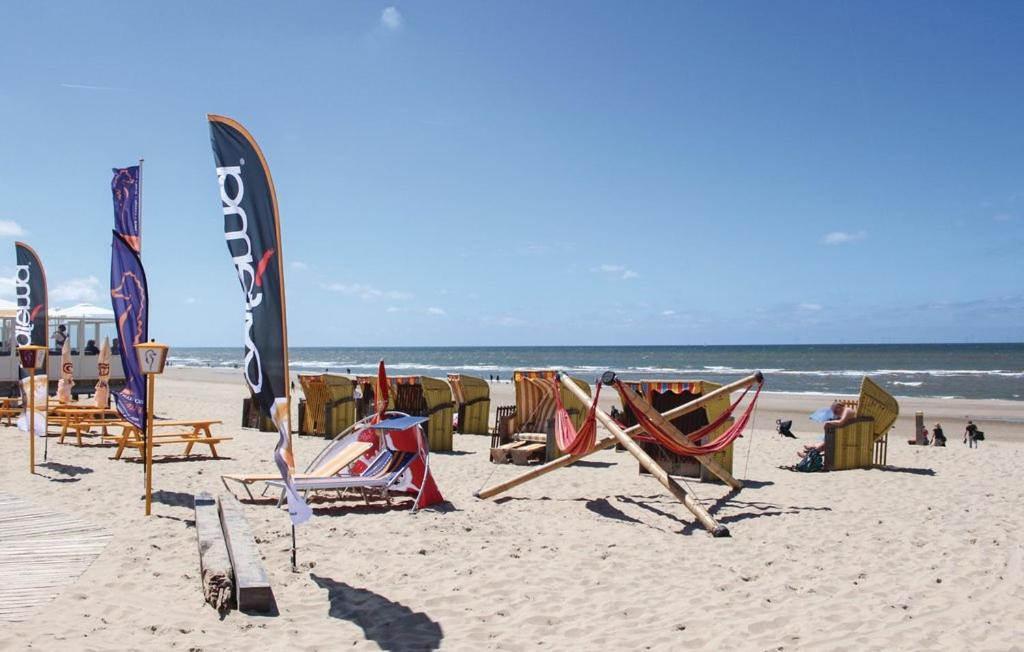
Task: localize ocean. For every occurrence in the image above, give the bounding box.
[166,344,1024,401]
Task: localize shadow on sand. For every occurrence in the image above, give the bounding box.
[877,465,936,476]
[311,574,443,651]
[37,461,94,483]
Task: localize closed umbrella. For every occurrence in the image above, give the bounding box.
[56,338,74,404]
[95,337,111,408]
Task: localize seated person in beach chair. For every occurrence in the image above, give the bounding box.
[797,401,856,460]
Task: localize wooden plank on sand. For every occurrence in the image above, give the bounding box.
[218,494,274,613]
[194,492,233,612]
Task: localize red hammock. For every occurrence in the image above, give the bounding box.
[552,377,602,456]
[616,380,762,457]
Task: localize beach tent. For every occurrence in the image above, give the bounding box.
[824,376,899,470]
[490,370,591,465]
[448,373,490,435]
[0,302,123,396]
[477,371,764,537]
[512,369,591,436]
[618,379,733,483]
[354,374,453,452]
[298,374,356,437]
[51,303,116,320]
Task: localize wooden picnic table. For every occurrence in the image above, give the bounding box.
[0,397,21,427]
[53,407,122,446]
[102,420,230,460]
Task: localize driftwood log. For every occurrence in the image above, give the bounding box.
[219,494,274,613]
[194,492,233,612]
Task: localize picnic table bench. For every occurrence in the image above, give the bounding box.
[63,418,230,459]
[98,420,229,460]
[0,397,21,426]
[53,406,122,446]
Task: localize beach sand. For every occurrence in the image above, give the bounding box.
[1,367,1022,650]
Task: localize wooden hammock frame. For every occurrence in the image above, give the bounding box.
[476,371,763,537]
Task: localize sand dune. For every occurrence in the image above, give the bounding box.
[0,367,1021,650]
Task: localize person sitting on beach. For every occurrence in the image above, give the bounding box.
[798,400,856,459]
[932,423,946,447]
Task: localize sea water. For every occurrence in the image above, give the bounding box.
[166,343,1024,401]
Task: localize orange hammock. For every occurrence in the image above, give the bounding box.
[552,377,603,456]
[615,380,763,457]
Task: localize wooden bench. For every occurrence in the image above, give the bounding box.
[490,437,547,465]
[102,420,229,460]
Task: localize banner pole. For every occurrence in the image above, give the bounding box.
[137,157,144,256]
[291,525,297,572]
[28,368,35,474]
[145,373,155,515]
[43,355,49,462]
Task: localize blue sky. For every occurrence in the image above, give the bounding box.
[0,1,1021,346]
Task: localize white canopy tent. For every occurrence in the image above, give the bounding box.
[51,303,115,320]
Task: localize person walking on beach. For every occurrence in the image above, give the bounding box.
[932,423,946,447]
[964,420,980,448]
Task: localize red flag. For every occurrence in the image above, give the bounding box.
[375,359,389,418]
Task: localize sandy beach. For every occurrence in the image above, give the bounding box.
[1,366,1022,650]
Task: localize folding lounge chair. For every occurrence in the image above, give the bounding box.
[265,415,429,509]
[220,440,372,500]
[266,450,417,508]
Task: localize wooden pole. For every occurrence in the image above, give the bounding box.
[557,374,729,536]
[28,368,35,474]
[145,373,155,516]
[618,383,741,489]
[476,372,761,501]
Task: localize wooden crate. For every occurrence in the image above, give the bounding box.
[241,397,275,432]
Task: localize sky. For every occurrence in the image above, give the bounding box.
[0,1,1021,346]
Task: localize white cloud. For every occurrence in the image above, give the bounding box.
[60,83,118,91]
[483,315,527,328]
[798,303,822,311]
[52,276,100,303]
[320,282,411,301]
[385,306,406,313]
[381,7,403,30]
[0,220,25,237]
[427,307,446,316]
[821,230,867,245]
[596,263,639,280]
[184,297,196,305]
[662,309,676,316]
[290,261,310,271]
